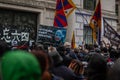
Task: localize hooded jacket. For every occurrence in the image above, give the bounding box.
[1,50,41,80]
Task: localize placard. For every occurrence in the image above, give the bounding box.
[37,25,67,46]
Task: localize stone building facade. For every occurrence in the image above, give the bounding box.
[0,0,55,46]
[73,0,117,45]
[0,0,117,46]
[116,0,120,34]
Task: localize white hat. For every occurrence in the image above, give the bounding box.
[64,42,71,46]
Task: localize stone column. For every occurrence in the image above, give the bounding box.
[65,10,76,43]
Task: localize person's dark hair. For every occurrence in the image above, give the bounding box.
[109,48,118,60]
[31,50,49,75]
[88,44,94,51]
[87,53,107,80]
[74,48,79,53]
[94,44,98,48]
[117,49,120,57]
[0,40,11,57]
[107,58,120,80]
[57,45,66,56]
[95,48,101,53]
[101,47,108,53]
[30,43,44,51]
[49,43,54,46]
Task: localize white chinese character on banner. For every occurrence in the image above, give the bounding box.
[21,32,29,41]
[1,28,11,43]
[11,30,21,42]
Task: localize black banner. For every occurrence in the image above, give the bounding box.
[104,19,120,46]
[37,25,67,46]
[0,25,35,46]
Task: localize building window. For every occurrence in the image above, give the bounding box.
[84,0,96,10]
[83,25,93,44]
[115,3,118,16]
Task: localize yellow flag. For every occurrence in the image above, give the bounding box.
[71,31,76,49]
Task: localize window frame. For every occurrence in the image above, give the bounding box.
[83,25,93,44]
[83,0,96,11]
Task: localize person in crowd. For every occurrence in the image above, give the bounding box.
[31,45,64,80]
[83,44,99,62]
[47,51,64,80]
[94,44,99,49]
[87,53,107,80]
[107,58,120,80]
[68,59,85,80]
[78,44,84,52]
[48,43,57,53]
[48,51,63,67]
[31,44,63,80]
[106,43,112,53]
[109,48,119,61]
[100,47,111,62]
[78,45,88,61]
[94,48,101,54]
[31,46,50,80]
[101,47,109,57]
[69,48,80,60]
[49,51,77,80]
[0,40,11,80]
[0,40,11,57]
[64,42,72,54]
[16,41,29,51]
[57,45,72,67]
[87,44,96,55]
[1,50,41,80]
[30,43,44,51]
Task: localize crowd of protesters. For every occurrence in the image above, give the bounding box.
[0,40,120,80]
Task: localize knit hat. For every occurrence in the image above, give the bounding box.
[1,50,41,80]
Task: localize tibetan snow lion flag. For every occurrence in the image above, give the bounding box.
[54,0,68,27]
[62,0,76,17]
[89,0,101,44]
[54,0,76,28]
